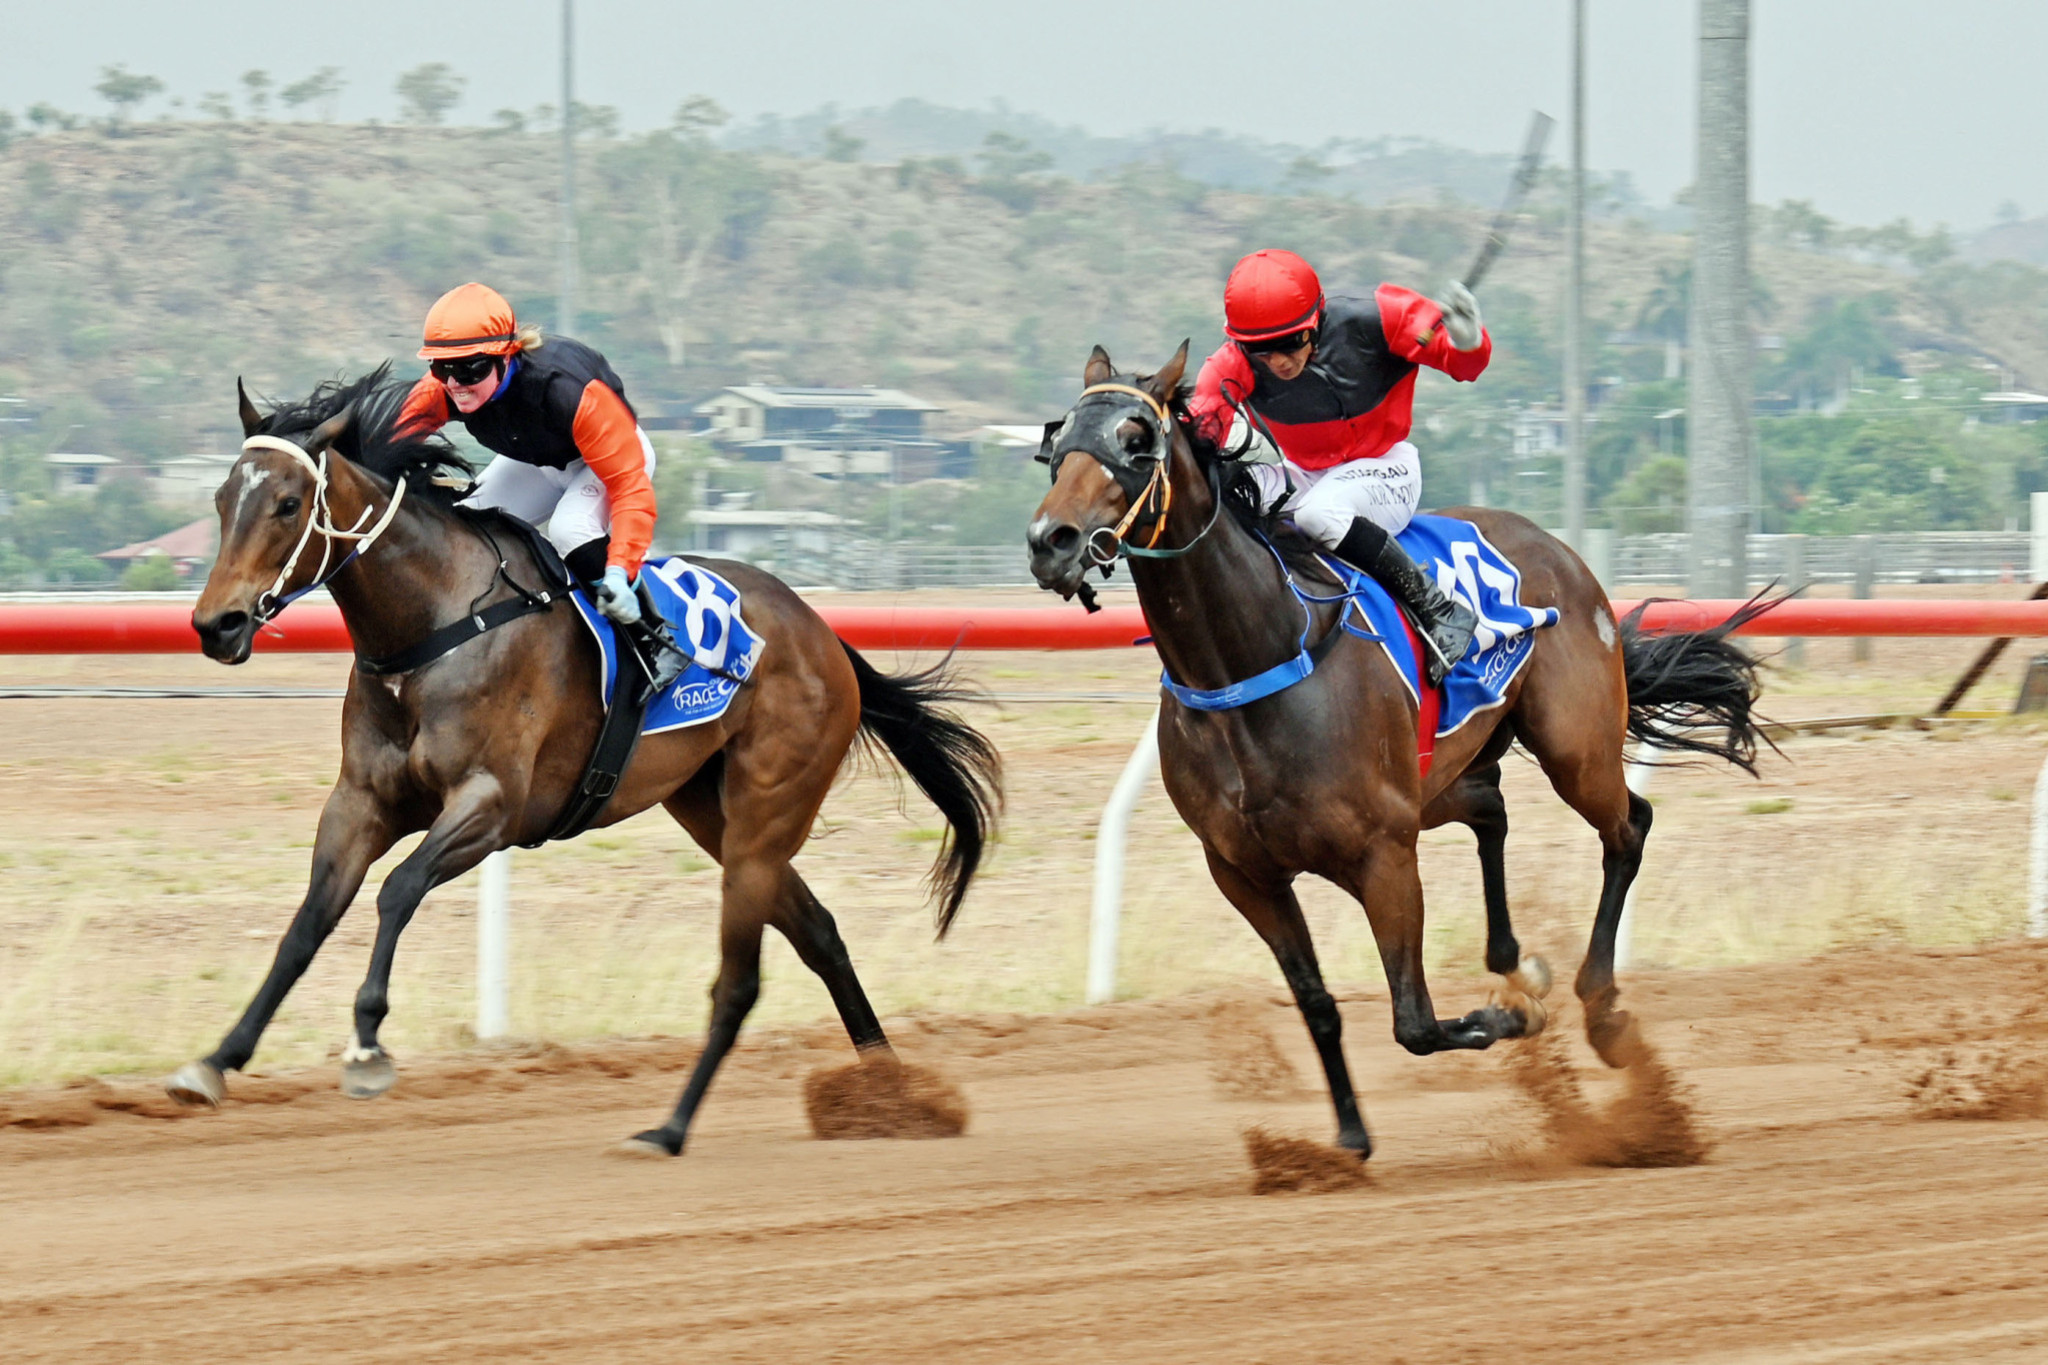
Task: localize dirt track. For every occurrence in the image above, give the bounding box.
[6,942,2048,1363]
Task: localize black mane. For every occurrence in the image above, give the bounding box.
[253,363,473,508]
[1163,378,1339,588]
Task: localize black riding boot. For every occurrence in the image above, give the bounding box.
[1332,516,1476,687]
[565,537,687,695]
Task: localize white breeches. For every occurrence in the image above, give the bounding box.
[461,428,657,555]
[1242,441,1423,549]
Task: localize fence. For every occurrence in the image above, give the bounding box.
[5,596,2048,1024]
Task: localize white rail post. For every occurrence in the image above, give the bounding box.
[1088,704,1161,1005]
[477,849,511,1039]
[2030,749,2048,939]
[1613,746,1663,971]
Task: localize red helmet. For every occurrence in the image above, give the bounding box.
[418,283,521,360]
[1223,249,1324,343]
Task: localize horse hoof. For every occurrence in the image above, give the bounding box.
[165,1061,226,1108]
[340,1054,398,1100]
[611,1130,682,1159]
[1512,955,1554,1000]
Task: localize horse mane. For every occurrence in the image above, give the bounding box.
[1164,379,1340,588]
[253,363,473,509]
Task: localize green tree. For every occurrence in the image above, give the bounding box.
[120,552,180,591]
[822,125,864,162]
[1604,454,1688,533]
[93,65,164,127]
[395,63,464,125]
[241,70,273,120]
[280,67,344,121]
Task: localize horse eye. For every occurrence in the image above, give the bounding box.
[277,496,302,519]
[1120,422,1153,456]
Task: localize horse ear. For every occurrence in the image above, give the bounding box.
[1083,345,1114,388]
[236,378,262,438]
[1146,339,1191,400]
[304,403,355,454]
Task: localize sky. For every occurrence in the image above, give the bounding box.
[2,0,2042,231]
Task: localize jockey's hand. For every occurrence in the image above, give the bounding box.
[595,566,642,625]
[1438,281,1485,351]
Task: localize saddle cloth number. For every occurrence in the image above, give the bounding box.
[643,559,733,670]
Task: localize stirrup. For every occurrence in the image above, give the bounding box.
[638,623,689,694]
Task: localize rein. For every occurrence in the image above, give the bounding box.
[242,434,408,626]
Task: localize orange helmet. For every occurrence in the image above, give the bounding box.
[418,283,521,360]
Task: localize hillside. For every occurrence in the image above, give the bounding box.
[2,118,2047,578]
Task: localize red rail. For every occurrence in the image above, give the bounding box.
[3,597,2048,655]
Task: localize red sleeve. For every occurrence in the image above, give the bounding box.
[1377,283,1491,382]
[571,380,657,577]
[1188,342,1254,447]
[393,374,453,441]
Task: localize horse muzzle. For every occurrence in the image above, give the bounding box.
[192,608,257,665]
[1026,515,1090,598]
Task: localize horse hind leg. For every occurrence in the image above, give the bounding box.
[1434,762,1552,1038]
[1575,788,1653,1067]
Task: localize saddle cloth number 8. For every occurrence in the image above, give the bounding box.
[643,559,735,671]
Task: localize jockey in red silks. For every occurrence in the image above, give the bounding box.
[395,282,683,685]
[1187,249,1488,685]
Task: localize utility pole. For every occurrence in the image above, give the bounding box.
[1688,0,1753,595]
[557,0,578,337]
[1563,0,1587,550]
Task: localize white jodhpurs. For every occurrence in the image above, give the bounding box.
[461,428,657,556]
[1242,441,1422,550]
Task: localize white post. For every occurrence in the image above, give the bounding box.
[1088,705,1161,1005]
[477,849,511,1039]
[1614,747,1663,970]
[2030,491,2048,583]
[2030,749,2048,939]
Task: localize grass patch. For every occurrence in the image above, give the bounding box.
[1745,797,1794,815]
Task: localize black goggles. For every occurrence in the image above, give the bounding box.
[430,354,501,386]
[1238,329,1316,357]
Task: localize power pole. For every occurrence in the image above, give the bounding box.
[1688,0,1753,595]
[557,0,578,337]
[1563,0,1587,550]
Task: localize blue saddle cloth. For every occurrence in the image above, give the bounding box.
[1330,515,1560,737]
[567,557,765,734]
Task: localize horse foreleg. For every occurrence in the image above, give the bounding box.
[1205,850,1370,1157]
[343,775,509,1098]
[1357,831,1522,1056]
[1431,764,1552,1036]
[167,783,396,1106]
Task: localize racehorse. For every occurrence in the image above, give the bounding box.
[1026,344,1768,1159]
[167,368,1001,1157]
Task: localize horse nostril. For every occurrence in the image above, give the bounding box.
[1042,525,1080,556]
[215,610,249,638]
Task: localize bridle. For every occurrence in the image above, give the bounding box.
[1040,382,1225,569]
[241,433,408,626]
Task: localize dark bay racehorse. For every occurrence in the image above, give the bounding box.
[1027,345,1768,1159]
[168,369,1000,1156]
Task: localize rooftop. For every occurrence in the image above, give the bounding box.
[697,385,941,414]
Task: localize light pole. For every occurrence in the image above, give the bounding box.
[557,0,578,337]
[1563,0,1587,551]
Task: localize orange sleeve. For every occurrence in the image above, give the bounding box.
[1377,283,1491,382]
[571,380,657,577]
[393,374,454,441]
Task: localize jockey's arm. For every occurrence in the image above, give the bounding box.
[1378,283,1491,382]
[394,374,454,441]
[1187,343,1255,448]
[570,380,657,578]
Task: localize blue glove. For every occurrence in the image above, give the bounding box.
[595,566,641,625]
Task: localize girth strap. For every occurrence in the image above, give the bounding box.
[356,591,556,676]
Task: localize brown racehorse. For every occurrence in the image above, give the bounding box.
[167,369,1001,1156]
[1026,345,1768,1160]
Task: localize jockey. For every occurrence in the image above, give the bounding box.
[1187,249,1487,685]
[396,282,683,686]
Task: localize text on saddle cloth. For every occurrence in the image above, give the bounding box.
[1330,514,1560,739]
[567,557,766,735]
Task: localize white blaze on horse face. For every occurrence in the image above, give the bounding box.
[231,463,272,526]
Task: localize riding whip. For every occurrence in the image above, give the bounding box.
[1459,110,1555,293]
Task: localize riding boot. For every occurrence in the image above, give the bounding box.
[1332,516,1476,688]
[564,537,686,695]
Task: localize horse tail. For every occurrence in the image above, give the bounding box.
[1618,590,1787,775]
[840,642,1003,937]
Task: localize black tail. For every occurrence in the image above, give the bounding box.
[1619,590,1787,774]
[841,643,1003,937]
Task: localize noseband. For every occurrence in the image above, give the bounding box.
[241,434,409,625]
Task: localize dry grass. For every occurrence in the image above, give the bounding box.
[2,595,2043,1087]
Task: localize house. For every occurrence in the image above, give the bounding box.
[95,517,217,575]
[682,508,846,559]
[153,454,240,507]
[45,453,136,497]
[694,385,968,477]
[1982,390,2048,424]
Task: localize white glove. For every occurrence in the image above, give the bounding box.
[1438,281,1485,351]
[595,566,641,625]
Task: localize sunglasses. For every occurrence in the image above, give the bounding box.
[430,355,500,386]
[1239,330,1315,357]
